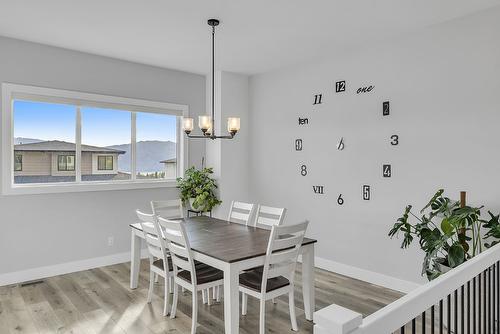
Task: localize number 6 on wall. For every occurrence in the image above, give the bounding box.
[337,194,344,205]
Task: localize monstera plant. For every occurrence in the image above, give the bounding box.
[176,166,222,212]
[389,189,500,280]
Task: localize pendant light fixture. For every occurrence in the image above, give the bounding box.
[183,19,240,140]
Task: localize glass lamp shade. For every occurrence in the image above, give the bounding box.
[183,117,194,134]
[227,117,240,134]
[198,115,212,132]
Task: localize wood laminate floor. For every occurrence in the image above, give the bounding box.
[0,260,403,334]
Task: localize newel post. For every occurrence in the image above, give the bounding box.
[314,304,363,334]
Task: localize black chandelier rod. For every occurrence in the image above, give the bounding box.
[211,23,215,137]
[187,19,235,140]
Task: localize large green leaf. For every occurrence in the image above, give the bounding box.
[448,243,465,268]
[441,218,454,236]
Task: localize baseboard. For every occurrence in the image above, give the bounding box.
[1,250,420,293]
[0,249,149,287]
[310,256,421,294]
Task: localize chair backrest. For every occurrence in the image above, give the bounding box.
[136,209,170,270]
[157,217,197,285]
[151,199,183,219]
[227,201,255,225]
[254,205,287,229]
[260,221,309,293]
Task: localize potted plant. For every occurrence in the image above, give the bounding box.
[389,189,500,280]
[176,166,222,212]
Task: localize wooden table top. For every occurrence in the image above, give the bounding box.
[130,216,317,263]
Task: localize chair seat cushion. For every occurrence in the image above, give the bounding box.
[239,267,290,293]
[152,257,173,272]
[178,265,223,285]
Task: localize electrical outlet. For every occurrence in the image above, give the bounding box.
[107,236,114,246]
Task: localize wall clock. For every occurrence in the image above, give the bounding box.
[295,81,398,203]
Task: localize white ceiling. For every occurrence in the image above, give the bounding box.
[0,0,499,75]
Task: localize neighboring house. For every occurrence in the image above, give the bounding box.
[159,158,177,179]
[14,140,126,183]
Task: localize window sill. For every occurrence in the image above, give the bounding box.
[2,179,179,196]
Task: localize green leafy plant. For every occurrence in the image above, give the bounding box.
[388,189,500,280]
[176,166,222,212]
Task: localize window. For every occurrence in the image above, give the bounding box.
[98,156,113,171]
[2,84,187,195]
[14,154,22,171]
[58,155,75,171]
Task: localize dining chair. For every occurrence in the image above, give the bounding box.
[136,209,172,316]
[151,199,183,219]
[227,200,255,225]
[253,205,287,229]
[152,200,214,305]
[159,217,224,334]
[240,221,309,334]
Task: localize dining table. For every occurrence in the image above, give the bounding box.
[129,215,317,334]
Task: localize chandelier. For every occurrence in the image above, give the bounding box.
[182,19,240,140]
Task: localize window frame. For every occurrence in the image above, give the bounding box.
[2,83,188,195]
[57,154,76,171]
[97,155,113,171]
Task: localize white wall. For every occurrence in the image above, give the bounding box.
[206,71,251,218]
[0,36,205,281]
[248,8,500,285]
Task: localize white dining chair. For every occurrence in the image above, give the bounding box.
[151,199,183,219]
[136,209,173,316]
[159,217,224,334]
[227,201,255,225]
[240,221,309,334]
[253,205,287,229]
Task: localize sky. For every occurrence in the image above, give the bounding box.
[13,100,177,147]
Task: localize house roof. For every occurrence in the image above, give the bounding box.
[14,140,126,154]
[160,158,176,164]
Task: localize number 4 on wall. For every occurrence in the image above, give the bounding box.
[383,164,392,178]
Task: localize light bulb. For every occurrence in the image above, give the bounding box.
[183,118,194,134]
[227,117,240,135]
[198,115,212,133]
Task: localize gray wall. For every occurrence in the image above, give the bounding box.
[0,36,205,275]
[248,8,500,284]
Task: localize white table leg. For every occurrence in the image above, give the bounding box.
[223,263,240,333]
[130,229,142,289]
[302,244,315,321]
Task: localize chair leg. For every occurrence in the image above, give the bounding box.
[272,298,277,304]
[191,290,198,334]
[169,277,174,293]
[170,282,179,319]
[207,289,212,306]
[242,292,248,315]
[163,276,170,316]
[259,299,266,334]
[202,289,207,304]
[155,273,159,283]
[147,270,154,303]
[289,289,298,331]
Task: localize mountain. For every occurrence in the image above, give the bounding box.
[107,140,176,173]
[14,137,44,145]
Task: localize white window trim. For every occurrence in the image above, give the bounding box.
[2,83,189,195]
